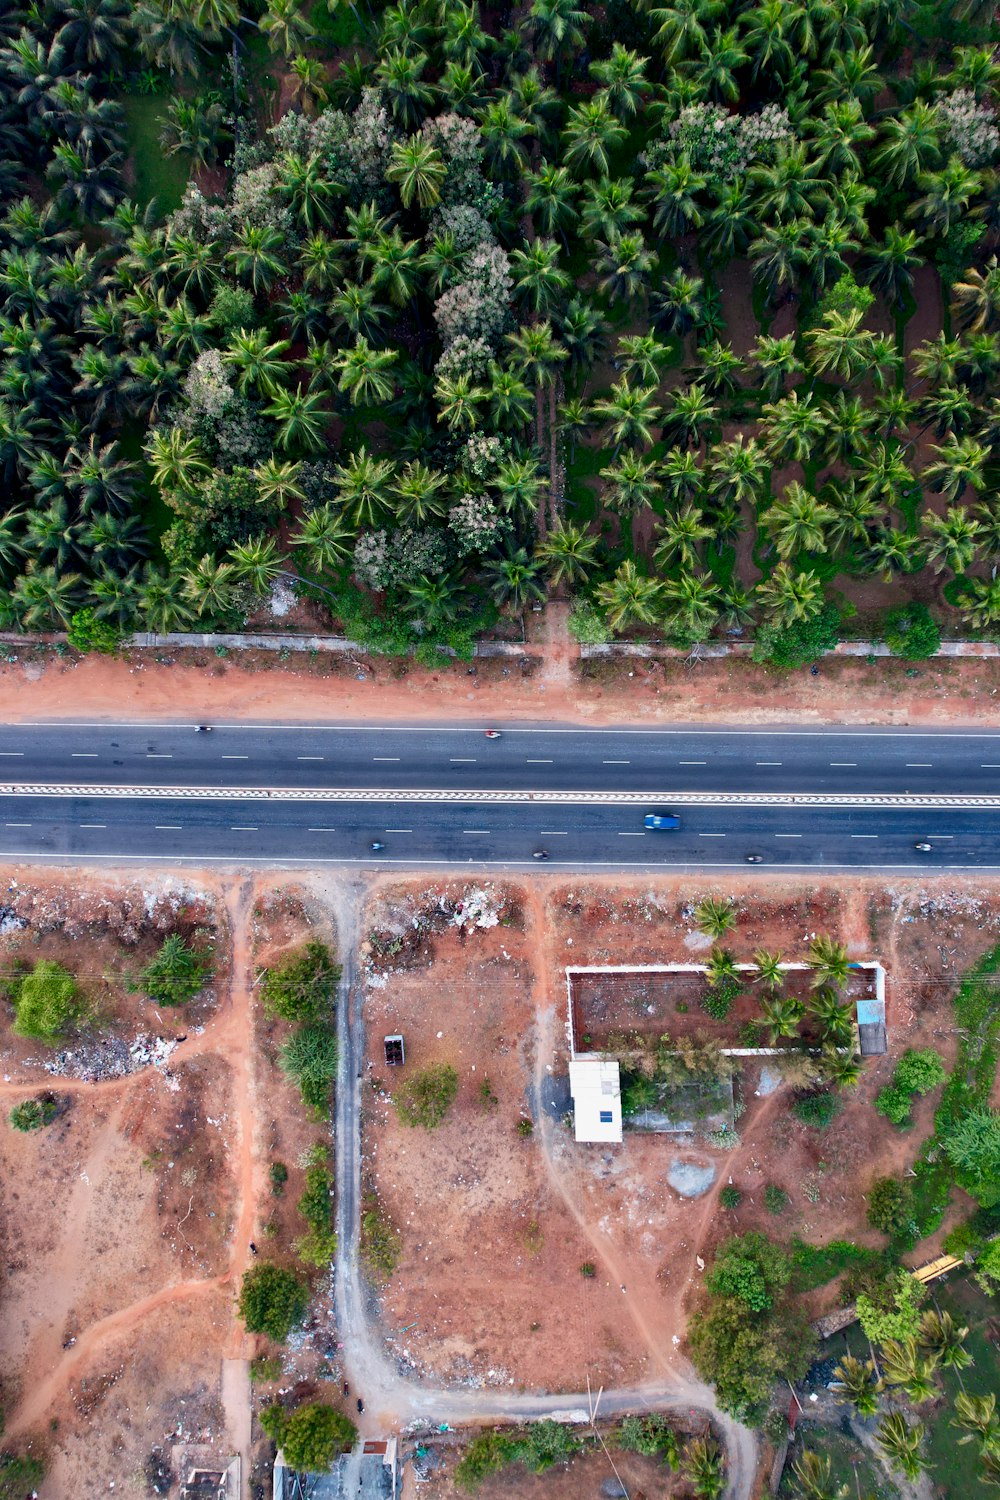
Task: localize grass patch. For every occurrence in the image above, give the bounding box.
[360,1190,401,1280]
[778,1427,898,1500]
[923,1274,1000,1489]
[121,96,191,212]
[790,1238,886,1294]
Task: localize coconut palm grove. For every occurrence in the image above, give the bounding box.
[2,0,1000,656]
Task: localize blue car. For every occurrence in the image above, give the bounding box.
[644,812,680,830]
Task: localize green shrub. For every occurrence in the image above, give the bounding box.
[137,933,210,1006]
[764,1185,788,1215]
[9,1094,58,1131]
[67,608,125,654]
[567,599,611,645]
[516,1117,534,1137]
[262,942,340,1023]
[261,1402,355,1469]
[279,1024,338,1114]
[508,1420,583,1471]
[454,1430,517,1490]
[720,1185,742,1209]
[0,1452,44,1498]
[702,974,741,1021]
[706,1232,791,1313]
[856,1268,924,1343]
[361,1194,401,1279]
[296,1227,337,1268]
[579,1261,596,1277]
[883,602,941,660]
[894,1048,947,1095]
[298,1161,333,1234]
[13,961,79,1042]
[866,1176,915,1237]
[237,1262,308,1341]
[790,1239,884,1293]
[617,1413,679,1465]
[250,1355,282,1383]
[792,1092,841,1128]
[395,1063,458,1129]
[874,1083,913,1126]
[941,1106,1000,1208]
[269,1161,288,1195]
[751,604,840,670]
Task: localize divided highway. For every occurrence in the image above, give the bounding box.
[1,720,999,869]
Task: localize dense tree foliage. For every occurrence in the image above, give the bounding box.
[0,0,998,649]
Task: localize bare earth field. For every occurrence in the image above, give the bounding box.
[360,873,1000,1403]
[3,637,1000,728]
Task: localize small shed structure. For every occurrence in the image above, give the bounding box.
[568,1056,622,1143]
[383,1035,405,1066]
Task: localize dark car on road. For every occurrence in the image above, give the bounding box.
[644,812,680,830]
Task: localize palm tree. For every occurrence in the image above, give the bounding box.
[161,94,225,170]
[661,448,705,506]
[763,484,834,560]
[600,451,659,516]
[254,458,306,511]
[376,48,436,129]
[525,163,578,239]
[589,43,650,118]
[288,53,328,115]
[562,96,627,177]
[760,992,805,1043]
[264,386,329,453]
[182,555,238,619]
[595,560,663,632]
[921,505,983,574]
[709,435,767,508]
[825,482,880,551]
[334,447,396,529]
[435,372,484,433]
[261,0,313,54]
[961,575,1000,629]
[406,571,464,631]
[387,137,445,209]
[810,986,856,1046]
[652,268,705,336]
[952,1392,999,1447]
[791,1449,847,1500]
[809,935,850,987]
[924,437,989,502]
[511,239,571,317]
[136,565,195,633]
[557,298,607,382]
[55,0,132,67]
[145,428,210,496]
[618,333,672,388]
[880,1338,939,1404]
[706,945,739,988]
[866,526,924,582]
[479,97,530,173]
[530,0,588,66]
[761,390,828,464]
[753,949,784,990]
[537,522,599,587]
[751,334,804,399]
[663,384,719,447]
[953,256,1000,332]
[750,219,809,300]
[694,895,736,940]
[223,329,292,398]
[807,308,877,382]
[334,337,398,408]
[863,225,923,309]
[592,379,661,451]
[697,340,744,396]
[484,547,545,611]
[919,1309,971,1371]
[229,535,285,596]
[662,571,720,637]
[225,224,286,296]
[876,1412,926,1481]
[831,1355,882,1417]
[654,505,713,570]
[872,100,941,188]
[292,505,355,573]
[910,156,983,238]
[756,564,825,626]
[506,321,567,454]
[597,232,655,304]
[680,1436,724,1500]
[393,462,449,526]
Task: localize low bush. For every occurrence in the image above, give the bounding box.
[618,1413,680,1465]
[874,1084,913,1126]
[12,960,79,1042]
[262,942,340,1023]
[361,1193,401,1279]
[136,933,211,1007]
[9,1094,58,1131]
[792,1092,841,1128]
[250,1355,283,1383]
[764,1185,789,1215]
[883,602,941,661]
[866,1175,916,1237]
[876,1048,947,1128]
[720,1185,742,1209]
[791,1239,886,1293]
[269,1161,288,1195]
[237,1262,308,1341]
[395,1063,458,1129]
[0,1452,44,1498]
[279,1023,338,1115]
[702,974,741,1021]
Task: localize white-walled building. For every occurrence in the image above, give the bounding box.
[568,1056,623,1143]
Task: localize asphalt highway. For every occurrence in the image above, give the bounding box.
[2,720,1000,869]
[2,720,1000,793]
[0,792,997,870]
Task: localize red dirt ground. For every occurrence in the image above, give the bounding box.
[359,874,1000,1402]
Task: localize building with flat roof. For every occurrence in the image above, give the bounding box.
[568,1056,622,1143]
[273,1438,397,1500]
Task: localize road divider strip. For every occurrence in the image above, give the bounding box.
[2,784,1000,808]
